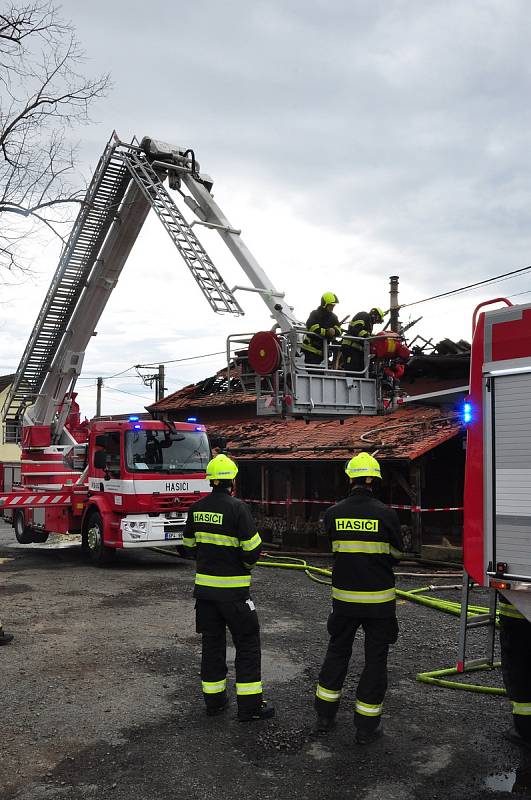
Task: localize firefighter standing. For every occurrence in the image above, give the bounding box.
[499,596,531,749]
[314,452,403,744]
[341,307,385,373]
[183,454,274,722]
[301,292,342,365]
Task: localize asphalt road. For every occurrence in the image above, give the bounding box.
[0,519,529,800]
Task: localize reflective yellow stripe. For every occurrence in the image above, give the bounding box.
[301,341,323,355]
[236,681,262,695]
[309,324,324,334]
[182,537,196,548]
[241,532,261,552]
[342,339,364,351]
[355,700,383,717]
[499,601,526,620]
[316,683,341,702]
[202,679,226,694]
[195,573,251,588]
[195,531,239,547]
[513,702,531,716]
[390,546,403,559]
[332,587,396,604]
[332,540,389,554]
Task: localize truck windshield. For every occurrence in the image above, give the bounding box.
[125,430,210,473]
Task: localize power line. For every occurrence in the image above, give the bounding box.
[508,289,531,300]
[103,386,154,401]
[136,350,226,368]
[75,350,227,382]
[400,264,531,309]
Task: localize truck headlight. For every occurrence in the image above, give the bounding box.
[123,521,147,533]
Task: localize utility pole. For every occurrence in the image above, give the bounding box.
[389,275,400,333]
[156,364,166,402]
[96,377,103,416]
[136,364,166,402]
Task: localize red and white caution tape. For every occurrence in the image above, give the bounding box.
[0,492,71,508]
[241,498,463,513]
[389,504,463,513]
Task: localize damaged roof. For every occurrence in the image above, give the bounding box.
[149,368,255,412]
[208,406,462,462]
[148,341,467,461]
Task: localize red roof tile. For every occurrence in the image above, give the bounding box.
[149,368,463,461]
[207,406,462,462]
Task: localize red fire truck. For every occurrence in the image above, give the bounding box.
[463,297,531,623]
[0,134,245,563]
[1,133,408,563]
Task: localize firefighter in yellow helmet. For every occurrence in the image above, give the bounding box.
[314,452,403,744]
[183,454,274,721]
[341,307,386,373]
[301,292,342,365]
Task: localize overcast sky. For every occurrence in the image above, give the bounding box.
[2,0,531,418]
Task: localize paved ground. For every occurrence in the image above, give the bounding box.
[0,518,529,800]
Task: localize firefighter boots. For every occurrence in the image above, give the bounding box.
[206,697,230,717]
[314,716,336,734]
[355,726,384,745]
[238,701,275,722]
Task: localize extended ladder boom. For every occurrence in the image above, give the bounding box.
[2,135,244,439]
[141,138,300,332]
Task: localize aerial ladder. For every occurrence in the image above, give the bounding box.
[0,132,404,562]
[2,133,397,440]
[1,133,244,444]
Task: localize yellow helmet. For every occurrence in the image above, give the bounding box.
[206,454,238,481]
[370,307,385,322]
[321,292,339,306]
[345,452,381,480]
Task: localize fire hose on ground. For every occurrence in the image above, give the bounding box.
[152,547,505,696]
[255,554,505,697]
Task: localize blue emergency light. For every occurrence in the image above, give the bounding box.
[187,416,198,423]
[129,415,140,422]
[462,402,472,424]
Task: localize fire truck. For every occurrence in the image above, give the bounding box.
[463,298,531,624]
[0,133,408,563]
[0,133,254,562]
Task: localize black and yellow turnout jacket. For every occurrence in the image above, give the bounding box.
[302,306,342,358]
[183,488,262,601]
[324,489,403,618]
[342,310,374,353]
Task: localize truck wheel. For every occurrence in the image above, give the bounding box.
[83,512,116,566]
[13,511,34,544]
[31,531,49,543]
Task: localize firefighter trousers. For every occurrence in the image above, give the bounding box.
[195,598,263,713]
[315,611,399,732]
[341,346,365,373]
[500,615,531,741]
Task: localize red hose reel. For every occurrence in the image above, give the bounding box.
[248,331,282,375]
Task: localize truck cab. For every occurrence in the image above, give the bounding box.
[85,418,210,558]
[7,416,211,564]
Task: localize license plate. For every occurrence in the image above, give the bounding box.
[164,532,179,540]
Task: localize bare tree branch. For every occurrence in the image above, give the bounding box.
[0,1,110,274]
